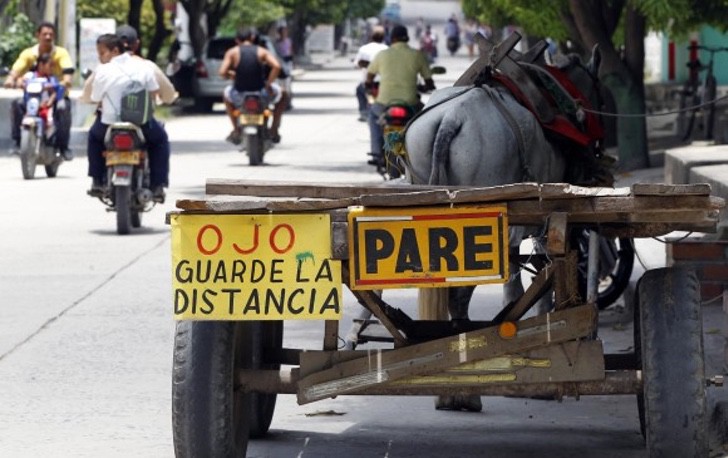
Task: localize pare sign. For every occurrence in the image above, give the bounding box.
[348,206,509,290]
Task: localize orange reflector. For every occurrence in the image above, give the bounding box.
[498,321,517,339]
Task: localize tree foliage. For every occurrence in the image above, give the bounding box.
[0,13,35,68]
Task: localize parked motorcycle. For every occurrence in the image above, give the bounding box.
[17,76,64,179]
[89,122,159,235]
[235,91,272,166]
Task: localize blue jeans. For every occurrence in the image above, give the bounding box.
[87,113,170,188]
[368,102,385,159]
[356,83,368,113]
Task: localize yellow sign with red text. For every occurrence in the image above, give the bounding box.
[348,206,509,290]
[171,214,342,320]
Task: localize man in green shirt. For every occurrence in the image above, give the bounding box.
[365,24,435,174]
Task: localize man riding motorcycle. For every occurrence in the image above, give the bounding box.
[3,21,74,160]
[366,24,435,177]
[219,27,284,145]
[81,34,162,199]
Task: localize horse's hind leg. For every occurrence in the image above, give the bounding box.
[448,286,475,320]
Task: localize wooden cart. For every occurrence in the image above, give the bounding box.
[169,179,724,457]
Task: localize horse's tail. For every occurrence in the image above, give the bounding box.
[429,114,461,185]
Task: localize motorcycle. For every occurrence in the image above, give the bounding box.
[89,122,159,235]
[17,77,64,179]
[367,66,446,180]
[446,36,461,56]
[235,91,272,166]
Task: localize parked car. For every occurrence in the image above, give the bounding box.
[190,35,285,113]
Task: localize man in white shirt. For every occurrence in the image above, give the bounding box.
[85,34,164,199]
[353,26,387,121]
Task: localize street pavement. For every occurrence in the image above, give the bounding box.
[0,46,725,457]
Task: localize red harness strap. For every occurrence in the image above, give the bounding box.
[492,66,603,149]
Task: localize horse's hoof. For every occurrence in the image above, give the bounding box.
[456,394,483,412]
[435,395,456,410]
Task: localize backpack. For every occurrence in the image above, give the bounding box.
[120,79,154,125]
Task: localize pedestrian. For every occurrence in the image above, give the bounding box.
[275,25,294,110]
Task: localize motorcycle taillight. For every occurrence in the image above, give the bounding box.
[195,60,208,78]
[112,132,135,150]
[243,97,262,113]
[387,106,409,119]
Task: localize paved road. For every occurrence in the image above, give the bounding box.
[1,48,723,457]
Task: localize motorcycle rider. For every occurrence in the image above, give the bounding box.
[3,21,74,160]
[20,53,63,135]
[219,27,284,145]
[366,24,435,177]
[116,24,175,201]
[82,34,162,199]
[353,25,387,122]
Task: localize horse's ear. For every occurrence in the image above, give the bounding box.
[588,44,601,76]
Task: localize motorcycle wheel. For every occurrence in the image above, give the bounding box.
[19,129,37,180]
[246,133,264,166]
[115,186,132,235]
[45,156,61,178]
[131,209,142,228]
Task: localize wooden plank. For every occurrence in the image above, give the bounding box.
[500,264,554,322]
[298,340,604,386]
[631,183,712,196]
[450,183,541,203]
[359,189,454,207]
[546,212,568,255]
[205,178,447,198]
[395,340,604,386]
[539,184,632,199]
[323,320,338,351]
[296,304,597,404]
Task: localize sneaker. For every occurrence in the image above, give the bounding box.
[61,148,73,161]
[152,186,166,203]
[270,133,281,144]
[87,179,106,197]
[9,147,20,156]
[358,111,368,122]
[225,130,242,145]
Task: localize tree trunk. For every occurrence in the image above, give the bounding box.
[147,0,170,62]
[128,0,143,34]
[19,0,45,26]
[289,9,307,58]
[568,0,649,171]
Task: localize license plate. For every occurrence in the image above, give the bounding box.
[348,206,509,290]
[105,150,142,165]
[170,214,343,321]
[240,114,264,125]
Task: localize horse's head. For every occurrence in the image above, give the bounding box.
[553,45,603,121]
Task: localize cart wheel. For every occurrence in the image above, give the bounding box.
[172,320,283,457]
[634,267,707,456]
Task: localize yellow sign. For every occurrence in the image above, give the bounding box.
[171,214,342,321]
[348,206,508,289]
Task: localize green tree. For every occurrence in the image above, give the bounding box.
[217,0,285,36]
[462,0,728,171]
[0,13,35,68]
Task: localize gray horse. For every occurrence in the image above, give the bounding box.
[403,49,603,411]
